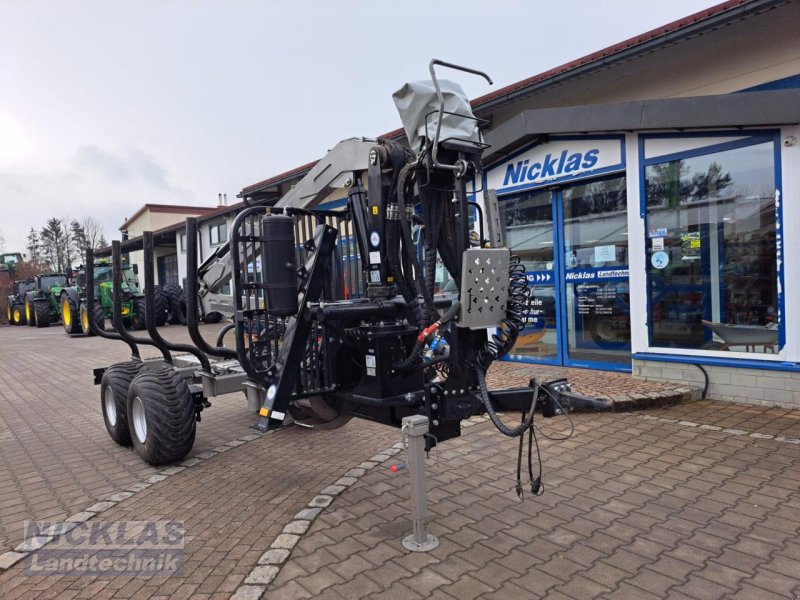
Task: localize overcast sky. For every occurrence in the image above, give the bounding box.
[0,0,722,252]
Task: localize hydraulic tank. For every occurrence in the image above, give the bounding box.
[261,215,298,317]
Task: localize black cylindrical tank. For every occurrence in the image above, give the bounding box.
[261,215,298,317]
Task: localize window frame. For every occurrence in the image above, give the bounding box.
[637,130,785,361]
[208,221,228,247]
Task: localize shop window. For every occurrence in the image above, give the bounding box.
[209,222,227,246]
[644,137,779,354]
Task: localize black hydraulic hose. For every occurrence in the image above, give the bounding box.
[477,367,538,438]
[397,164,438,323]
[215,322,235,348]
[85,248,139,357]
[185,217,237,359]
[395,301,460,372]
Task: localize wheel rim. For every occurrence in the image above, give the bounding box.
[25,302,30,321]
[104,387,117,427]
[6,304,10,321]
[13,308,21,323]
[62,299,71,326]
[131,396,147,444]
[82,309,89,330]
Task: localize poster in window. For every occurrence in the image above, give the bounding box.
[680,232,701,261]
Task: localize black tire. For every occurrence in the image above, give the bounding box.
[101,362,144,446]
[25,297,36,327]
[80,302,104,336]
[165,285,188,325]
[34,301,50,328]
[94,302,106,332]
[152,286,169,326]
[203,311,222,324]
[130,296,147,330]
[12,303,25,325]
[126,368,196,465]
[61,294,81,334]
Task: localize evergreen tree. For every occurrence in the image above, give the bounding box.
[26,228,41,264]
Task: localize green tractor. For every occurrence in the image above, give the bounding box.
[6,279,36,325]
[59,263,169,336]
[22,273,68,328]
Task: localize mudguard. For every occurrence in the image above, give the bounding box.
[62,286,81,306]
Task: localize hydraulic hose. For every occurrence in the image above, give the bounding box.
[395,301,460,372]
[397,163,438,324]
[477,367,538,438]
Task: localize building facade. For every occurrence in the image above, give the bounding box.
[118,203,219,287]
[236,0,800,407]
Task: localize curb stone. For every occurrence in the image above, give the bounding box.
[229,414,486,600]
[639,414,800,445]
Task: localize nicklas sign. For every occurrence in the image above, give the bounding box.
[485,137,625,193]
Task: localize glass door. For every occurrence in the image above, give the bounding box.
[500,175,632,371]
[559,176,631,370]
[500,189,560,364]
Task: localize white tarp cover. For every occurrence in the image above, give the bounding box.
[392,79,479,154]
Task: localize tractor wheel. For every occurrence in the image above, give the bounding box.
[126,367,196,465]
[165,285,188,325]
[61,294,81,334]
[80,303,92,336]
[34,301,50,328]
[101,362,144,446]
[152,286,169,326]
[203,311,222,324]
[94,303,106,332]
[12,304,25,325]
[25,298,36,327]
[130,296,147,330]
[6,302,11,325]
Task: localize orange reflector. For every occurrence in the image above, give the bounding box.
[259,408,270,417]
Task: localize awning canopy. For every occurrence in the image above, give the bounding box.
[483,89,800,164]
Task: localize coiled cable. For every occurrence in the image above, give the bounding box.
[475,255,531,371]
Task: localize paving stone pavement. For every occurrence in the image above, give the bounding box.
[0,322,261,552]
[0,319,692,555]
[267,404,800,600]
[2,321,796,598]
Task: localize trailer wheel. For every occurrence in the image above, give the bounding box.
[127,368,196,465]
[61,294,81,334]
[101,362,144,446]
[25,298,36,327]
[12,304,25,325]
[165,285,188,325]
[34,301,50,328]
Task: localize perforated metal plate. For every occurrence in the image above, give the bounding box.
[458,248,510,329]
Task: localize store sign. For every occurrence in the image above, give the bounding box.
[565,268,629,281]
[487,137,625,193]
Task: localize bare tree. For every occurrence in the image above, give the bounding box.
[0,228,5,252]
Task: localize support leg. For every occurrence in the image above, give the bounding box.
[401,415,439,552]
